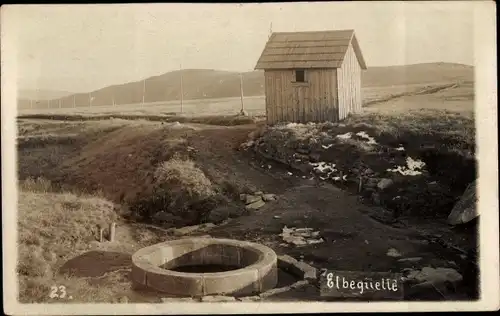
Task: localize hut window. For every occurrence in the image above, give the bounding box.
[295,70,305,82]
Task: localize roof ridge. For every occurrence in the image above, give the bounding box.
[272,29,355,35]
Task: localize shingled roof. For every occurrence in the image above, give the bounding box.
[254,29,367,70]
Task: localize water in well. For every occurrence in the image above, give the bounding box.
[166,264,241,273]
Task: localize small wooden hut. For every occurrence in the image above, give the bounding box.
[255,29,367,124]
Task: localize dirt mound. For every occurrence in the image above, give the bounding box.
[54,124,191,202]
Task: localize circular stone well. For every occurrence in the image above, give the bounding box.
[131,238,278,297]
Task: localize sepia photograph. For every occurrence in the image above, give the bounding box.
[1,1,498,314]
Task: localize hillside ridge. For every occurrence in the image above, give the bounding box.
[18,62,474,108]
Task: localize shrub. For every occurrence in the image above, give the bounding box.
[130,156,219,226]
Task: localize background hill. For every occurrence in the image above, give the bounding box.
[18,89,74,101]
[18,63,473,109]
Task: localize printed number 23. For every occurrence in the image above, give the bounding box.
[49,285,66,299]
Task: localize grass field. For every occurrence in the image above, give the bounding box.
[18,80,474,123]
[15,71,477,302]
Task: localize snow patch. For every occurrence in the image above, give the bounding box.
[387,157,426,176]
[336,132,352,140]
[322,144,334,149]
[310,161,336,173]
[355,131,378,145]
[279,226,324,247]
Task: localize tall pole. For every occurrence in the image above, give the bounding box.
[89,93,92,107]
[142,79,146,105]
[239,73,244,112]
[180,63,184,113]
[112,93,115,106]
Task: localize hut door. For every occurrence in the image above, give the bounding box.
[294,86,307,123]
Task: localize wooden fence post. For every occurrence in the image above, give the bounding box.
[109,222,116,242]
[99,227,105,242]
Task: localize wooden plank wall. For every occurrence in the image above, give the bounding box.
[337,43,362,120]
[264,69,338,124]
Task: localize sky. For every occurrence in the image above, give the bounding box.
[7,2,475,93]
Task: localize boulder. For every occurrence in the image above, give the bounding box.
[377,178,394,190]
[364,168,374,175]
[447,180,478,225]
[245,199,266,210]
[245,194,262,205]
[386,248,402,257]
[262,194,277,202]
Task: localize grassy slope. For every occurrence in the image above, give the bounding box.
[17,180,120,303]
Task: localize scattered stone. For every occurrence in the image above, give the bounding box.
[287,172,293,176]
[259,286,291,298]
[364,168,374,175]
[447,180,478,225]
[278,255,317,280]
[238,296,261,302]
[253,191,264,196]
[290,280,309,289]
[245,199,266,210]
[239,140,254,149]
[239,193,247,201]
[262,194,277,202]
[118,296,129,303]
[201,295,237,302]
[397,257,423,263]
[273,215,281,219]
[245,194,262,205]
[387,248,402,257]
[161,297,196,302]
[377,178,394,190]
